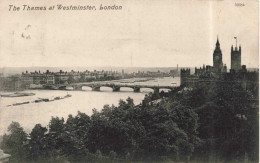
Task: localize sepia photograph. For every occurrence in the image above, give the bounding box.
[0,0,258,162]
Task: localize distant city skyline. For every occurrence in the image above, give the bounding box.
[0,0,258,69]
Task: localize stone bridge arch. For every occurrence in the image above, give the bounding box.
[58,85,67,90]
[119,86,136,92]
[81,85,93,91]
[138,87,156,93]
[158,87,174,92]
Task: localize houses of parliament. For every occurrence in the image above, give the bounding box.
[180,37,258,94]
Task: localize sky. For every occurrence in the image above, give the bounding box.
[0,0,258,69]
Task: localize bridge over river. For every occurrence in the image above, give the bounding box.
[44,82,176,93]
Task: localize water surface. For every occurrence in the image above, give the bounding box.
[0,77,180,134]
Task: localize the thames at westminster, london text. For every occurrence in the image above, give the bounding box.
[8,4,123,11]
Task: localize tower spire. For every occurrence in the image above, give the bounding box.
[216,35,220,47]
[215,35,220,49]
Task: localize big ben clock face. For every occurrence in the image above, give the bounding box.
[215,56,219,60]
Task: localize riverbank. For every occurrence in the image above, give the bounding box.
[0,92,35,97]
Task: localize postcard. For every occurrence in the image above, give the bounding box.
[0,0,258,162]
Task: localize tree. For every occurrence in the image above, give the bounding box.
[190,83,259,162]
[27,124,48,161]
[64,112,91,161]
[137,99,199,162]
[46,117,66,159]
[0,122,28,162]
[67,75,74,84]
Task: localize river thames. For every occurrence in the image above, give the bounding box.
[0,77,180,134]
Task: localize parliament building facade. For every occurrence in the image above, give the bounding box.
[180,37,258,93]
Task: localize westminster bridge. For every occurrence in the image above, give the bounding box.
[43,82,176,93]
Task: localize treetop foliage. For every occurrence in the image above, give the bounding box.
[0,83,258,162]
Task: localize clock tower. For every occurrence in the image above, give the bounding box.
[213,37,223,73]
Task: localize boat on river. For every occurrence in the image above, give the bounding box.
[39,98,50,102]
[8,93,72,106]
[12,101,30,106]
[64,94,72,98]
[54,96,61,100]
[34,99,43,103]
